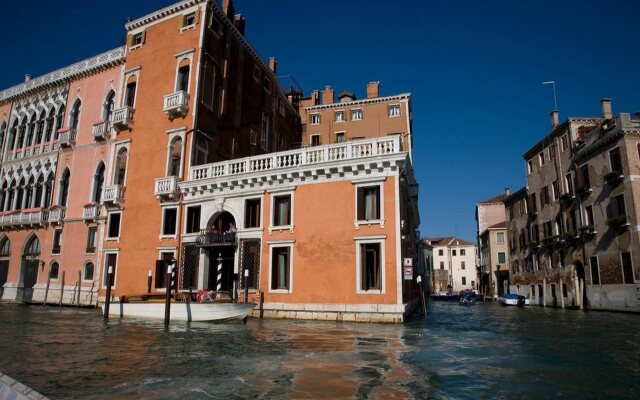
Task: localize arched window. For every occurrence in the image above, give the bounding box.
[0,122,6,152]
[24,176,34,209]
[23,235,41,257]
[59,169,70,207]
[125,76,137,108]
[17,116,27,148]
[49,261,59,280]
[36,111,45,144]
[34,175,44,208]
[177,59,190,92]
[194,137,208,165]
[93,163,105,202]
[6,181,15,211]
[0,182,6,212]
[83,262,94,281]
[168,138,183,177]
[115,149,128,186]
[0,237,10,257]
[15,178,25,210]
[44,175,53,208]
[45,108,55,142]
[55,105,65,140]
[103,91,115,121]
[26,114,36,147]
[69,99,81,130]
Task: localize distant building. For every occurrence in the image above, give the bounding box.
[424,237,477,292]
[507,100,640,312]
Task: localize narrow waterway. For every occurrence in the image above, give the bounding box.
[0,301,638,399]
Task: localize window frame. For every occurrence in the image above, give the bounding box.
[497,252,506,264]
[49,261,60,281]
[351,108,363,121]
[83,261,95,282]
[161,207,179,238]
[354,235,386,294]
[52,229,62,254]
[590,255,600,285]
[102,251,119,289]
[310,134,321,146]
[244,197,262,230]
[335,131,346,143]
[388,104,401,117]
[185,205,201,234]
[309,113,321,125]
[269,189,294,232]
[130,31,145,49]
[496,232,505,243]
[107,212,122,240]
[86,226,97,254]
[354,179,385,228]
[334,110,345,123]
[620,251,635,284]
[268,240,294,293]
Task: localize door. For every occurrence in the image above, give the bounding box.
[22,259,39,301]
[0,260,8,298]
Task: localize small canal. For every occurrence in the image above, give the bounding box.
[0,301,638,399]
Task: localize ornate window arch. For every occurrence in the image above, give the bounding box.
[44,173,54,208]
[17,116,28,148]
[36,110,46,144]
[115,148,128,186]
[0,236,10,257]
[0,121,6,152]
[34,174,44,209]
[58,168,71,207]
[26,113,36,147]
[45,107,55,142]
[168,136,183,177]
[55,105,65,140]
[15,177,25,210]
[103,90,116,121]
[92,162,106,202]
[69,99,82,130]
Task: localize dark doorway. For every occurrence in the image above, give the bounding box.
[575,260,587,309]
[0,260,9,299]
[207,246,235,291]
[21,236,41,302]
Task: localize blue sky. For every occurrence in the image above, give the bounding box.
[1,0,638,242]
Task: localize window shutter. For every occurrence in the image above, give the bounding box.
[141,30,147,44]
[194,9,200,25]
[178,14,185,28]
[155,260,164,288]
[126,34,133,47]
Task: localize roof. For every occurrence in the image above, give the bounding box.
[477,193,509,205]
[504,187,527,205]
[423,237,475,247]
[487,221,507,229]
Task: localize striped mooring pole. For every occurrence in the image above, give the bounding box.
[217,253,223,291]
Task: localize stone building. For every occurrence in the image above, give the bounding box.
[424,237,477,293]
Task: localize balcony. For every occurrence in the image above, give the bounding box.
[0,211,21,228]
[101,184,124,206]
[606,215,630,230]
[92,120,110,141]
[48,207,65,224]
[604,171,624,185]
[21,209,47,226]
[576,186,592,197]
[154,176,182,200]
[83,203,100,221]
[196,229,237,247]
[58,128,77,148]
[163,91,189,118]
[111,106,134,131]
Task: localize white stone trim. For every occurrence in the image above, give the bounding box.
[354,236,386,295]
[304,93,411,111]
[353,179,385,229]
[101,250,120,289]
[269,190,295,233]
[268,241,294,294]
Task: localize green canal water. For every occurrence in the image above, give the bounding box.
[0,301,638,399]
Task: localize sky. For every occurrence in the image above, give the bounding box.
[0,0,638,243]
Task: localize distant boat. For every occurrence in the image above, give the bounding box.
[101,292,256,322]
[458,290,476,305]
[499,293,530,307]
[431,291,459,301]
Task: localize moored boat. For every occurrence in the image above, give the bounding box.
[499,293,530,307]
[458,290,476,305]
[431,291,459,301]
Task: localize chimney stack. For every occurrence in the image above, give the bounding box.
[222,0,235,19]
[311,90,319,105]
[504,187,510,196]
[234,14,245,35]
[269,57,277,74]
[322,85,334,105]
[550,110,559,128]
[600,98,612,119]
[366,81,379,99]
[25,74,32,82]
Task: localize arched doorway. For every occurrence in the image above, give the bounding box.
[21,235,41,302]
[575,260,587,310]
[201,212,237,292]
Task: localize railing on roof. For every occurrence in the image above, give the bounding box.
[188,136,402,181]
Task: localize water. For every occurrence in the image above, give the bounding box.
[0,302,638,399]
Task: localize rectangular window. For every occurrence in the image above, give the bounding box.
[177,65,190,92]
[162,208,177,236]
[590,256,600,285]
[200,60,216,109]
[335,132,345,143]
[552,181,559,201]
[609,147,622,174]
[273,195,291,227]
[452,249,457,256]
[360,242,381,291]
[527,160,533,174]
[311,135,320,146]
[86,227,97,253]
[107,213,121,238]
[585,205,594,227]
[310,113,321,125]
[462,277,466,285]
[131,32,144,47]
[271,246,290,290]
[542,186,549,206]
[580,164,591,190]
[245,199,261,228]
[183,12,196,27]
[438,249,443,256]
[125,82,137,108]
[461,249,466,256]
[539,151,545,166]
[357,186,380,221]
[52,230,62,254]
[335,110,345,122]
[249,128,257,146]
[549,144,556,159]
[263,77,271,93]
[498,252,506,264]
[621,252,634,284]
[388,104,400,117]
[103,253,117,287]
[497,232,505,243]
[186,206,201,234]
[351,109,362,121]
[565,174,574,196]
[440,261,444,269]
[612,194,626,218]
[561,134,569,151]
[461,261,466,270]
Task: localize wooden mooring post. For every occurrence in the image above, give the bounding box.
[43,269,51,307]
[76,270,82,307]
[103,266,113,319]
[59,271,65,307]
[164,263,172,326]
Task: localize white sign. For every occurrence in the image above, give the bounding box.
[403,258,413,267]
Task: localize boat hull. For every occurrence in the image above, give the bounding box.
[499,297,530,306]
[431,294,459,301]
[101,302,256,322]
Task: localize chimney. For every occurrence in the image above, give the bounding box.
[25,74,32,82]
[311,90,319,105]
[268,57,277,74]
[550,110,559,128]
[322,85,334,105]
[234,14,245,35]
[504,187,510,196]
[366,81,379,99]
[222,0,235,19]
[600,98,612,119]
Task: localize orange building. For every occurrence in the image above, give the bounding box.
[0,0,421,322]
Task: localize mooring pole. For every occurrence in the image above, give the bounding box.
[77,270,81,307]
[59,271,65,307]
[560,279,565,309]
[104,266,113,319]
[216,253,223,292]
[43,267,51,307]
[164,262,172,326]
[243,269,249,304]
[417,275,426,317]
[147,270,152,294]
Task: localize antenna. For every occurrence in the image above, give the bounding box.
[542,81,558,111]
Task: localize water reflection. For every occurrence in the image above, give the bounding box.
[0,302,639,399]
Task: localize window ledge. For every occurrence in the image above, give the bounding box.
[128,44,142,51]
[268,289,291,294]
[354,219,385,228]
[179,24,197,33]
[159,234,178,240]
[268,225,294,233]
[356,289,385,295]
[242,227,263,233]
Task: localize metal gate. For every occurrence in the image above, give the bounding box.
[239,239,260,290]
[181,244,200,290]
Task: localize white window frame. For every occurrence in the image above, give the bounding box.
[106,211,122,240]
[130,32,144,50]
[267,240,294,294]
[310,113,321,125]
[335,131,346,143]
[353,177,385,228]
[269,188,295,233]
[584,204,595,228]
[539,151,545,166]
[102,250,119,289]
[496,232,504,243]
[243,197,263,231]
[527,160,533,175]
[388,104,401,117]
[180,11,197,31]
[351,108,363,121]
[165,128,186,178]
[160,206,179,239]
[174,50,194,93]
[310,134,321,146]
[113,142,131,186]
[354,235,386,294]
[334,110,345,123]
[82,260,95,282]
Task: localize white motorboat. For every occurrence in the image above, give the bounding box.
[499,293,530,306]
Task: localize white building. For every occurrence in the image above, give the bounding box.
[424,237,477,292]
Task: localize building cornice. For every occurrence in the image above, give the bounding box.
[304,93,411,112]
[0,47,125,105]
[522,118,601,160]
[125,0,206,31]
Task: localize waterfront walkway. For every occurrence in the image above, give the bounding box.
[0,372,48,400]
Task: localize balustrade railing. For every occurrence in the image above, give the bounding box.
[163,91,189,117]
[92,121,109,140]
[101,184,124,204]
[154,176,181,198]
[83,203,100,220]
[189,136,402,181]
[48,207,65,224]
[58,129,77,147]
[111,106,134,131]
